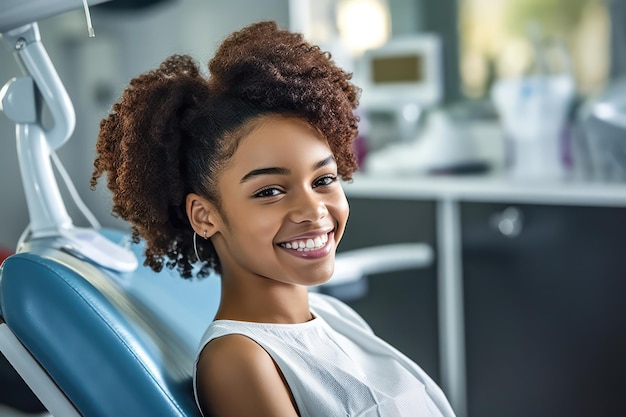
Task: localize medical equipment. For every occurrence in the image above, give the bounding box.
[358,34,443,110]
[0,0,98,34]
[1,0,138,273]
[355,34,443,148]
[364,109,489,176]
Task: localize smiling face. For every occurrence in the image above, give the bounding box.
[208,115,349,289]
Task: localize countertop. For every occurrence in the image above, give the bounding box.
[342,172,626,207]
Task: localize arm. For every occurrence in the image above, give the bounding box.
[195,334,300,417]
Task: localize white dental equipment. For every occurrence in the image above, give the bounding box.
[356,34,443,147]
[0,0,138,272]
[357,34,443,111]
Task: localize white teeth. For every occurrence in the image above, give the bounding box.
[281,233,329,252]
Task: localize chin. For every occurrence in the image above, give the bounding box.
[289,261,333,287]
[309,266,335,287]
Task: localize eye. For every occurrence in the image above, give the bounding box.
[253,187,283,198]
[313,174,338,188]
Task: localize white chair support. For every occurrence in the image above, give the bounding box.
[0,320,80,417]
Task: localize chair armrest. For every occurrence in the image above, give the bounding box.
[328,242,434,286]
[318,242,434,301]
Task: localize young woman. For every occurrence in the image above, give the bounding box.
[92,21,456,417]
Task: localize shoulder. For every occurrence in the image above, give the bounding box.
[198,333,269,374]
[196,334,299,417]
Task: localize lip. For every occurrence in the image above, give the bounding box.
[277,230,335,260]
[278,227,334,244]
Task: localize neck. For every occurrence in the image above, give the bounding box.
[215,276,312,324]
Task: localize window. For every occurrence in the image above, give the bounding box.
[459,0,610,98]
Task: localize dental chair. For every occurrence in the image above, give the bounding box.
[0,232,219,417]
[0,2,433,416]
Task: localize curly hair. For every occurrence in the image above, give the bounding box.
[91,21,361,278]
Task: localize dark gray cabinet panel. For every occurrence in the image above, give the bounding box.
[462,202,626,417]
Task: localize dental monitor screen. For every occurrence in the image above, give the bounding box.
[359,35,442,108]
[371,55,424,84]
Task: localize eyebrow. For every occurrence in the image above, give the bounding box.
[240,155,336,183]
[315,155,336,170]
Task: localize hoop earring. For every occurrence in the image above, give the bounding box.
[193,231,201,261]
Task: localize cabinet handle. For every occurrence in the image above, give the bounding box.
[490,206,524,238]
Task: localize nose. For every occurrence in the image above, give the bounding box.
[288,189,328,223]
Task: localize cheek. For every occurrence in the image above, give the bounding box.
[226,202,282,245]
[331,192,350,242]
[339,195,350,222]
[253,214,282,240]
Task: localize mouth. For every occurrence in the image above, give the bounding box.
[279,232,329,251]
[277,231,334,258]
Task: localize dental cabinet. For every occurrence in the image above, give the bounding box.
[340,174,626,417]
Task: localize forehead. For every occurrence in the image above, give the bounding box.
[233,116,332,166]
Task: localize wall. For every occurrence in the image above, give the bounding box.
[0,0,289,248]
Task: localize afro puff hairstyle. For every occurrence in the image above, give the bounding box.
[91,21,361,278]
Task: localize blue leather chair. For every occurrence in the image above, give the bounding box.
[0,230,220,417]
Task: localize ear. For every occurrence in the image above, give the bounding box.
[186,193,221,239]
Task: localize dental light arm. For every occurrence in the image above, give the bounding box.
[0,0,102,34]
[0,0,137,272]
[2,23,75,237]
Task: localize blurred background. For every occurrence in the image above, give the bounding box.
[1,0,626,416]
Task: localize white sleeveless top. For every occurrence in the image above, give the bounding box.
[193,293,456,417]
